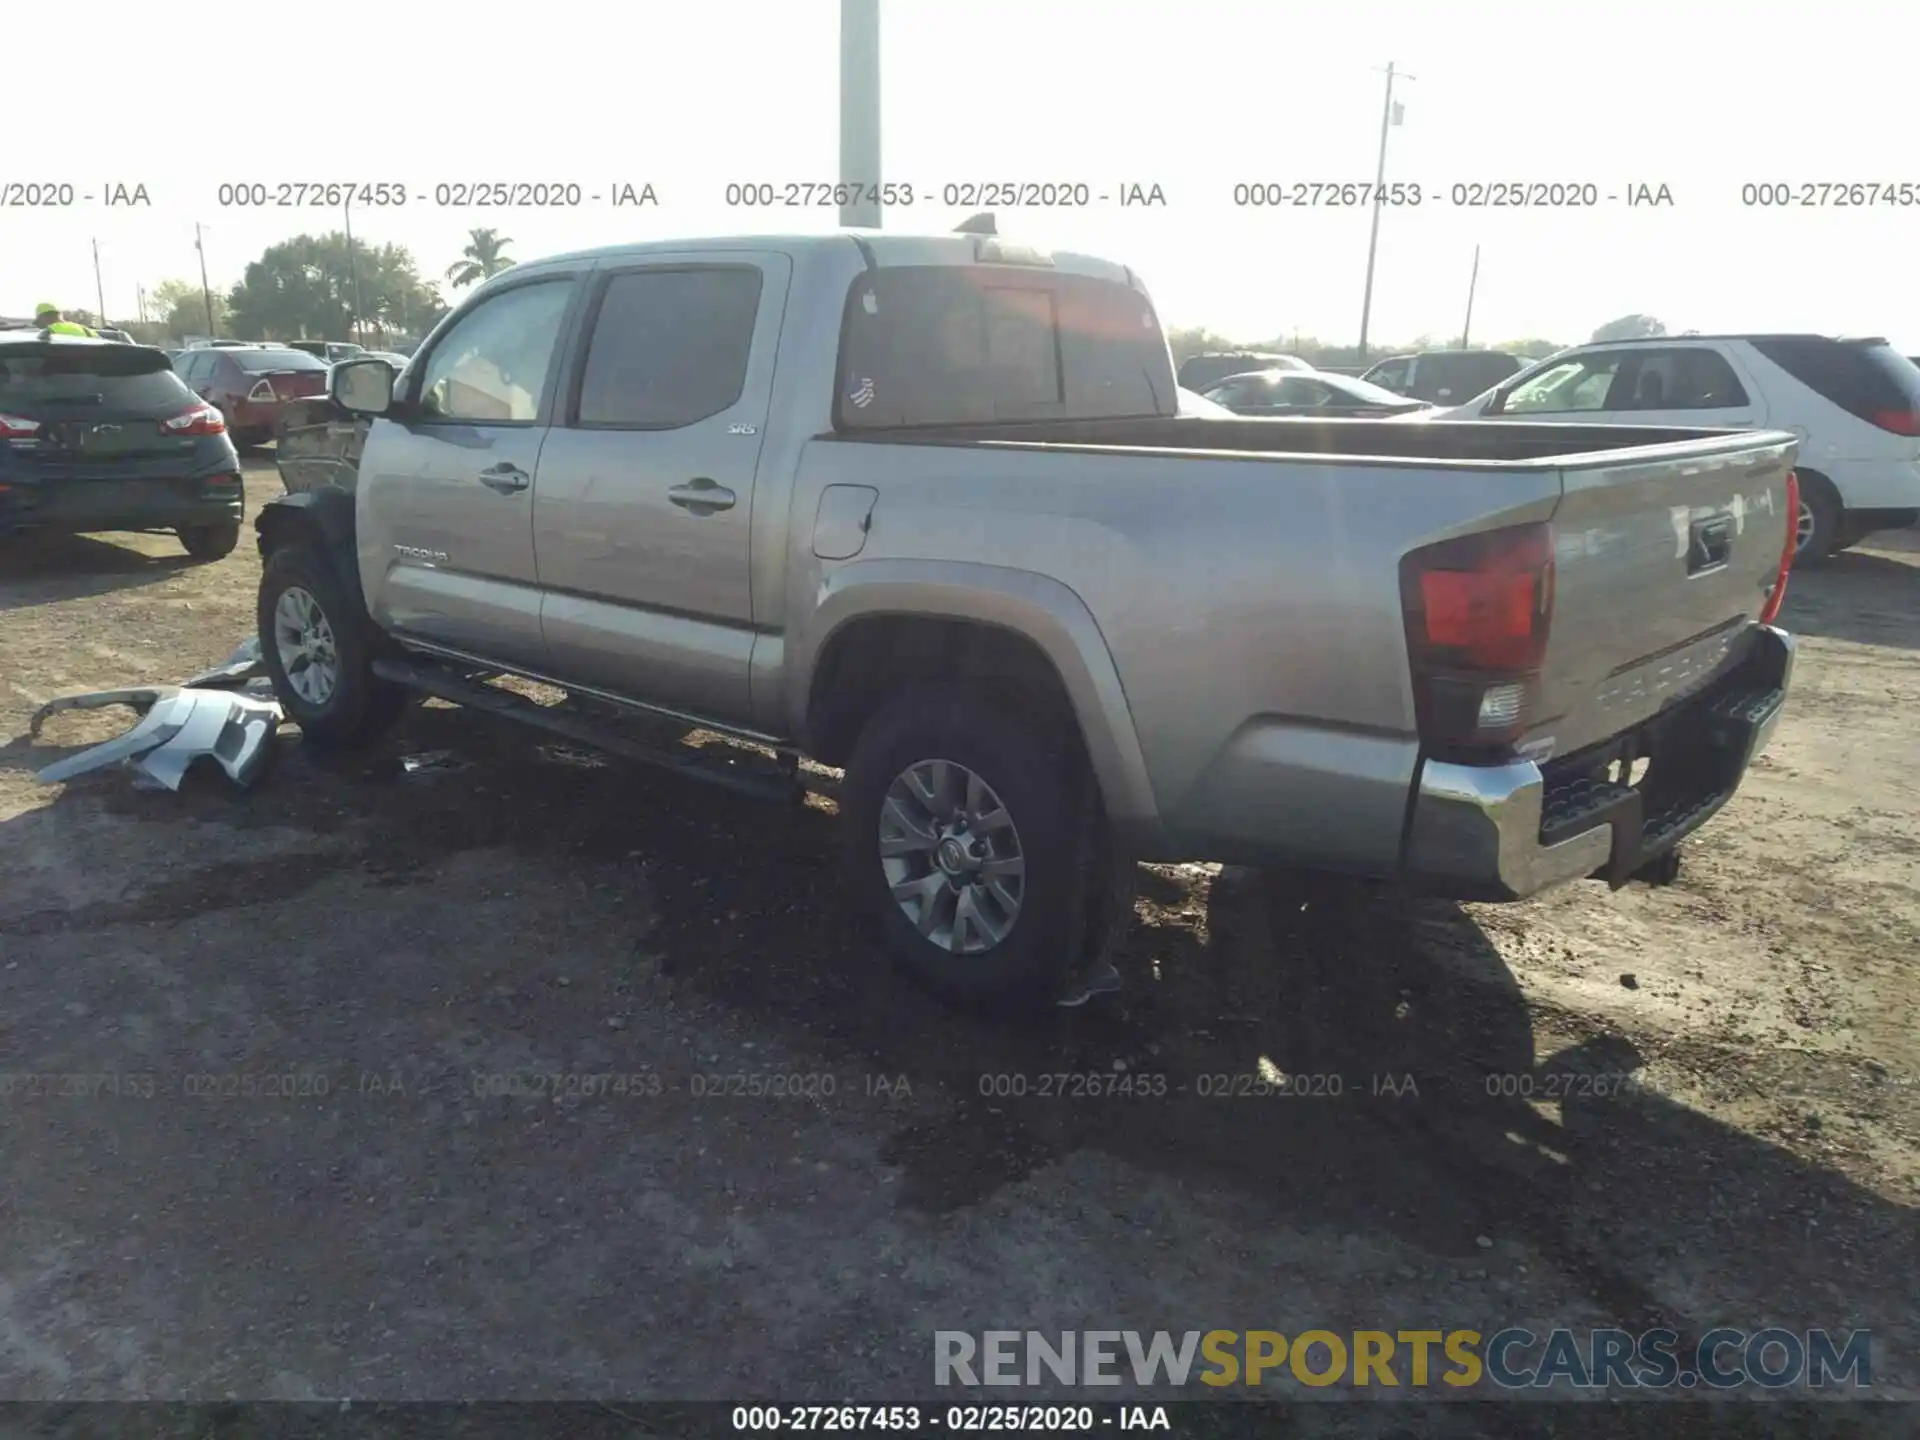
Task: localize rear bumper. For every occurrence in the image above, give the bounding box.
[1401,625,1795,901]
[0,473,244,532]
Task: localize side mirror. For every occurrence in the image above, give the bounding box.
[333,358,395,416]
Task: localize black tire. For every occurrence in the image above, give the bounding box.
[1793,471,1843,565]
[178,521,240,561]
[257,543,409,748]
[840,682,1093,1009]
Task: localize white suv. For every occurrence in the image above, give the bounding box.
[1430,335,1920,560]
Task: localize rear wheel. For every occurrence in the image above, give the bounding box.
[178,521,240,561]
[257,543,409,747]
[1793,471,1843,565]
[840,683,1108,1009]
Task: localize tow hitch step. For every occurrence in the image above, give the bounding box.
[370,658,836,805]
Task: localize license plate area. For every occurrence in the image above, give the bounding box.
[1539,656,1782,886]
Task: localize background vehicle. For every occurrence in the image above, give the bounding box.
[92,327,134,345]
[286,340,367,365]
[1202,368,1433,417]
[1176,386,1234,417]
[176,344,329,448]
[1361,349,1527,403]
[275,352,414,493]
[1430,334,1920,559]
[1176,351,1314,390]
[252,232,1797,1012]
[0,332,243,558]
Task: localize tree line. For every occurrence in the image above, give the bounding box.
[93,228,519,346]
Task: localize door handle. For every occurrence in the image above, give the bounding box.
[478,462,530,494]
[667,477,736,514]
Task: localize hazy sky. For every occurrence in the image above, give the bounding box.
[7,0,1916,349]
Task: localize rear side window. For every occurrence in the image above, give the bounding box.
[575,267,763,428]
[837,265,1174,429]
[234,349,327,373]
[1751,339,1920,423]
[1621,347,1749,409]
[0,347,193,409]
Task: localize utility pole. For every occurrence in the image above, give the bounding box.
[1356,62,1412,361]
[195,223,217,337]
[92,239,108,327]
[839,0,882,229]
[344,196,366,346]
[1460,245,1481,348]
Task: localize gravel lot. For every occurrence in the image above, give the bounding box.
[0,460,1914,1434]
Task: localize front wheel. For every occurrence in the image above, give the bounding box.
[840,682,1104,1009]
[178,521,240,561]
[257,543,409,747]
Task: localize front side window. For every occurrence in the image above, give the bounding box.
[575,267,763,428]
[1500,353,1626,414]
[417,280,573,423]
[1367,359,1410,391]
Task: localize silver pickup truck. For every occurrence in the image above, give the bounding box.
[252,229,1801,1008]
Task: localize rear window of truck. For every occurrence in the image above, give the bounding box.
[0,345,192,408]
[835,265,1175,429]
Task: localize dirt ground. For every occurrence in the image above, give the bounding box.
[0,460,1914,1434]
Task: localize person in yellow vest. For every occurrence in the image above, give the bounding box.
[35,303,95,337]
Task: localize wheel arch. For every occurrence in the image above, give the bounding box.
[791,559,1163,848]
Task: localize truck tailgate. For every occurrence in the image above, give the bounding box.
[1533,432,1797,758]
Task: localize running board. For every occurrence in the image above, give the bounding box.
[370,658,835,805]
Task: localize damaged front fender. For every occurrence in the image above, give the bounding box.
[31,687,283,791]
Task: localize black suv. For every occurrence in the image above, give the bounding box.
[0,331,245,559]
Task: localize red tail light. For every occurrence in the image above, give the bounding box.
[0,412,43,439]
[162,403,227,437]
[1869,409,1920,436]
[1400,521,1556,758]
[1758,470,1799,625]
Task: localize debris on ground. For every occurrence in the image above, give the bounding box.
[400,749,472,775]
[179,634,270,693]
[29,686,281,792]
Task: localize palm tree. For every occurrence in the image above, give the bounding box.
[445,228,515,289]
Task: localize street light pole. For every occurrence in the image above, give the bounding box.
[195,223,217,337]
[92,239,108,328]
[1460,244,1481,348]
[1356,61,1412,361]
[839,0,882,229]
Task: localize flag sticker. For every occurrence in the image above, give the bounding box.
[848,377,876,408]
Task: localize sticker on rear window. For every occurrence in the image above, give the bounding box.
[848,376,876,409]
